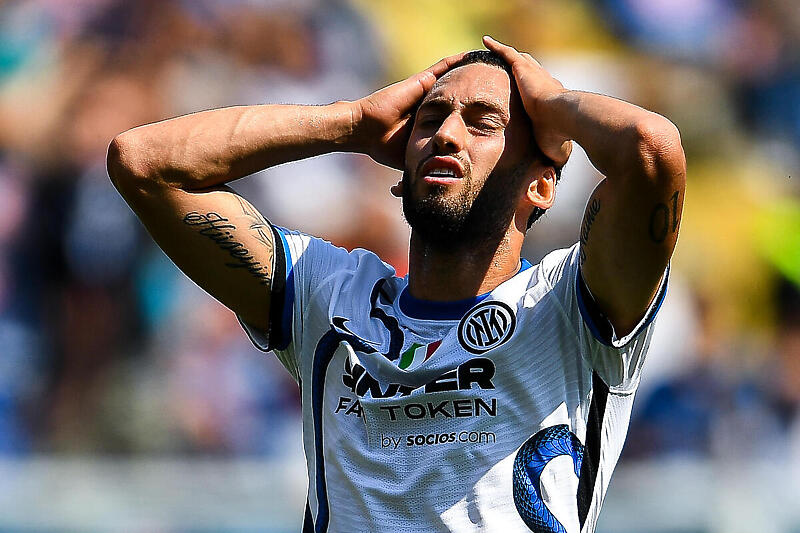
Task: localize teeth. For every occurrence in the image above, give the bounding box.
[427,168,456,177]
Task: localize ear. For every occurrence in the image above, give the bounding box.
[525,167,556,210]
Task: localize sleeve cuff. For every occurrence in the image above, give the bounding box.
[237,224,295,352]
[576,265,669,349]
[238,315,271,352]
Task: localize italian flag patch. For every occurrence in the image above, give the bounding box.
[398,340,442,370]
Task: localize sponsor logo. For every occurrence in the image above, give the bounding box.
[379,398,496,421]
[334,396,497,421]
[342,357,495,399]
[336,359,498,422]
[377,431,497,449]
[458,301,516,354]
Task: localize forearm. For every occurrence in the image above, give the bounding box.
[108,101,357,191]
[540,90,683,181]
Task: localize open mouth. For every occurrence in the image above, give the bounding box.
[420,156,464,185]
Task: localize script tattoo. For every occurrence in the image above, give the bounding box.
[183,203,274,285]
[648,190,680,243]
[579,198,601,265]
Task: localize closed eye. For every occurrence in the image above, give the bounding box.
[467,116,504,133]
[417,115,443,127]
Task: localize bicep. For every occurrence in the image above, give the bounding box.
[121,182,277,332]
[579,153,685,335]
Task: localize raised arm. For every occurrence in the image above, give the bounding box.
[485,36,686,336]
[108,53,466,333]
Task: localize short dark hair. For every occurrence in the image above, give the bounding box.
[446,50,562,229]
[449,49,514,77]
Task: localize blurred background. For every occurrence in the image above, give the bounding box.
[0,0,798,531]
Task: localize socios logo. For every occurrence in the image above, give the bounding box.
[457,300,516,354]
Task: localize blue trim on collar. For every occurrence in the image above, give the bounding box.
[399,290,490,320]
[399,258,533,320]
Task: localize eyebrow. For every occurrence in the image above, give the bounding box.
[418,97,509,124]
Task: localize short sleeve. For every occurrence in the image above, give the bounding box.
[538,243,668,391]
[238,226,360,381]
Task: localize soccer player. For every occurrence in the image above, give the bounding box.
[108,36,685,533]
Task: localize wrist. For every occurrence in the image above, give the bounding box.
[327,100,363,153]
[531,89,569,132]
[529,90,573,166]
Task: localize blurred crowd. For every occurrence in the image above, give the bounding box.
[0,0,798,466]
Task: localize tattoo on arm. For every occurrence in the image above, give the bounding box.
[182,199,275,285]
[648,190,680,243]
[579,198,601,265]
[236,196,274,252]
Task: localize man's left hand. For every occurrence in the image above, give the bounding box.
[483,36,572,167]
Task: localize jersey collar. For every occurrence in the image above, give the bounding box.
[398,258,532,321]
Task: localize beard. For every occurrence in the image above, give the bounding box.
[401,160,528,251]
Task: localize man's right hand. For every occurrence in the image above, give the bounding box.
[107,52,467,336]
[351,52,467,170]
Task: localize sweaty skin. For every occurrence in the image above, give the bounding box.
[108,37,684,340]
[401,62,553,302]
[482,36,685,334]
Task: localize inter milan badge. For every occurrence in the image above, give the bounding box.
[457,300,516,354]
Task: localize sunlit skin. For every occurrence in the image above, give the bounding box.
[395,62,556,302]
[107,35,687,530]
[108,35,683,339]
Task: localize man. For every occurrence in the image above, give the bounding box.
[108,36,685,533]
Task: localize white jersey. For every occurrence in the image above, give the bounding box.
[240,226,667,533]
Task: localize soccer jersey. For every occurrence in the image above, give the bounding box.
[240,226,667,533]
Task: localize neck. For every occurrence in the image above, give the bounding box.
[407,225,524,301]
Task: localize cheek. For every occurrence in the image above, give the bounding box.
[469,137,507,175]
[405,131,430,168]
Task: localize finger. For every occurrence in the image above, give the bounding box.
[482,35,522,63]
[424,51,469,78]
[520,52,542,68]
[410,51,470,94]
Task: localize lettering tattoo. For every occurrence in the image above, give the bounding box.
[579,198,601,265]
[183,200,274,285]
[648,190,680,243]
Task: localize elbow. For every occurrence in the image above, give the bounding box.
[106,134,129,189]
[633,115,686,183]
[107,131,158,196]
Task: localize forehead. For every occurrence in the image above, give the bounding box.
[422,62,512,109]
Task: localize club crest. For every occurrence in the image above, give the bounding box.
[458,300,516,354]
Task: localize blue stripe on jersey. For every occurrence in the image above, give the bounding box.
[310,329,342,533]
[303,499,314,532]
[273,226,295,351]
[369,280,404,361]
[398,258,533,320]
[575,265,668,347]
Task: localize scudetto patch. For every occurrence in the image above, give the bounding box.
[457,300,516,354]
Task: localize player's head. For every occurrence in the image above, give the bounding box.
[400,50,562,250]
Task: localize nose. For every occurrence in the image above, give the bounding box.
[432,112,465,154]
